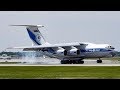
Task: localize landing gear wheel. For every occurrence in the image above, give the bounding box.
[60,60,84,64]
[97,60,102,63]
[72,60,76,64]
[61,60,66,64]
[60,60,70,64]
[78,60,84,64]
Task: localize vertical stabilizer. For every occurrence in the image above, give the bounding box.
[11,25,46,45]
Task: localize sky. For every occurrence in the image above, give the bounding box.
[0,11,120,52]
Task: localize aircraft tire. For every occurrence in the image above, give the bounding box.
[60,60,70,64]
[97,60,102,63]
[60,60,65,64]
[77,60,84,64]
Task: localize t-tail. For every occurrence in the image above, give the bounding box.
[10,25,47,45]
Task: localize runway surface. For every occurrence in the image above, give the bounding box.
[0,63,120,66]
[0,58,120,66]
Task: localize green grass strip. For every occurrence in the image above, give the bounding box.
[0,66,120,79]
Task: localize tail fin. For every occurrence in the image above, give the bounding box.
[10,25,46,45]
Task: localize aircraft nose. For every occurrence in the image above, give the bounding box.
[107,45,115,50]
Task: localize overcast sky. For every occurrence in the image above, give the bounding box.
[0,11,120,52]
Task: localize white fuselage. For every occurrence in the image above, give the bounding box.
[82,43,114,58]
[41,42,116,60]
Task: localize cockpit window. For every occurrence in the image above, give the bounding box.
[107,46,115,49]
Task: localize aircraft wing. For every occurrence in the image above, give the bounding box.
[7,43,88,51]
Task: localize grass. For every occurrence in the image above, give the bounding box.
[0,66,120,79]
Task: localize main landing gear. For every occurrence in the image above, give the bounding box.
[60,59,84,64]
[97,58,102,63]
[60,58,103,64]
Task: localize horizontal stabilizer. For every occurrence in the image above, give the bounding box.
[10,25,44,28]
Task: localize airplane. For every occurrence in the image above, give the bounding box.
[7,25,116,64]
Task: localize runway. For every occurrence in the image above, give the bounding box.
[0,63,120,66]
[0,58,120,66]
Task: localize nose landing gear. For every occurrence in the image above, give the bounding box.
[97,58,102,63]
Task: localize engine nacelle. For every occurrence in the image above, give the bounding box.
[55,49,67,56]
[67,48,80,55]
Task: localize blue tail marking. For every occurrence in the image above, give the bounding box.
[27,28,41,45]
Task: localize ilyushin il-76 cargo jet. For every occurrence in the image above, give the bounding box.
[8,25,116,64]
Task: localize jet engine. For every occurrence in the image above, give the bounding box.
[56,49,67,56]
[67,48,80,55]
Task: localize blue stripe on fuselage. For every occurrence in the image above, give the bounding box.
[80,48,113,52]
